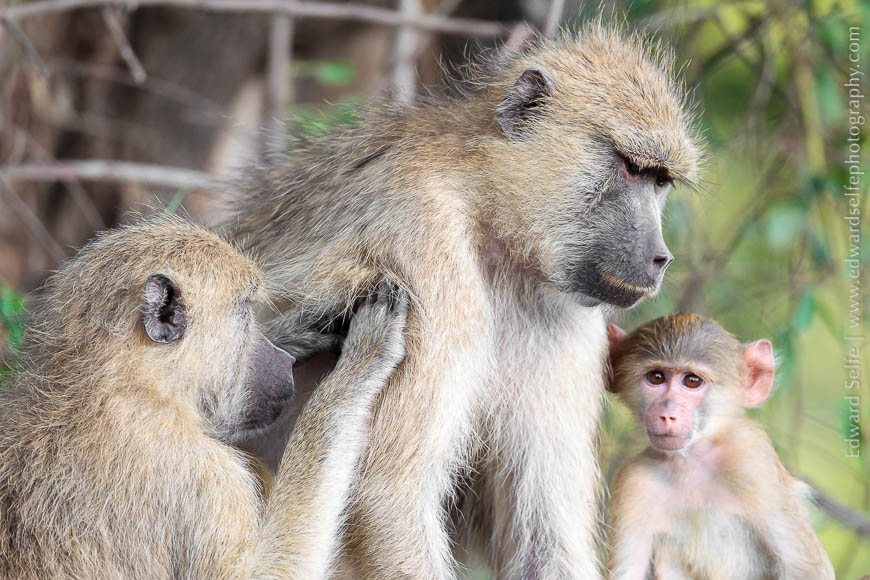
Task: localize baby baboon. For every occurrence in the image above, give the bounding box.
[0,218,408,579]
[606,314,834,579]
[227,24,701,578]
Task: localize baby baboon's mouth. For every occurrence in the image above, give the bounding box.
[648,433,690,451]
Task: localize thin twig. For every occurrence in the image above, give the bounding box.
[543,0,564,39]
[501,21,536,58]
[101,7,147,83]
[0,179,66,263]
[0,119,107,231]
[377,0,462,95]
[408,0,463,58]
[637,4,721,32]
[49,60,227,122]
[0,19,48,76]
[676,158,787,311]
[0,0,510,38]
[0,161,219,191]
[801,475,870,537]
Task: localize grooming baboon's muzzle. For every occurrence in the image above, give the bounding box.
[240,333,296,430]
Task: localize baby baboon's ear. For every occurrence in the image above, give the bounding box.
[605,324,628,394]
[496,67,556,139]
[143,273,187,344]
[741,339,775,408]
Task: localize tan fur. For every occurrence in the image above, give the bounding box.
[226,24,700,578]
[0,218,407,579]
[608,314,834,580]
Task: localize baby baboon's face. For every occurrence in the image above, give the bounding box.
[142,272,295,443]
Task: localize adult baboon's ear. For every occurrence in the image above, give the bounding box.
[496,67,556,139]
[143,273,187,344]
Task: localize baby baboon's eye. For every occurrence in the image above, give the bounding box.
[646,370,666,385]
[683,373,703,389]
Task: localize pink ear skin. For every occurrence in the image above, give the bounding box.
[742,339,776,407]
[606,324,628,394]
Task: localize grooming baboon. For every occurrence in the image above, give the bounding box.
[0,219,408,579]
[606,314,834,579]
[228,24,701,578]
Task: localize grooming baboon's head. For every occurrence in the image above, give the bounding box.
[32,218,295,443]
[480,25,701,308]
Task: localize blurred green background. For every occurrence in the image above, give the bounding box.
[599,1,870,577]
[1,0,868,577]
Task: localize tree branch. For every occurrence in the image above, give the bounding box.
[543,0,564,39]
[0,0,510,38]
[101,6,147,84]
[0,161,219,191]
[0,180,66,263]
[393,0,422,104]
[801,475,870,537]
[265,15,293,155]
[0,118,107,231]
[0,19,48,76]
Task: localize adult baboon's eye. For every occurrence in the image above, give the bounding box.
[683,373,703,389]
[646,370,666,385]
[623,156,641,176]
[654,173,673,194]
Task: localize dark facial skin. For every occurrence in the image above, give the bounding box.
[142,273,297,440]
[568,154,674,308]
[237,331,296,432]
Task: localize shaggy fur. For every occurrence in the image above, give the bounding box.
[0,218,407,579]
[226,24,701,579]
[608,314,834,579]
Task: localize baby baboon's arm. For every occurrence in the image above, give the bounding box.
[253,282,408,579]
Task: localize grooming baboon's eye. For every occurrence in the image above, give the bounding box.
[646,370,666,385]
[683,373,703,389]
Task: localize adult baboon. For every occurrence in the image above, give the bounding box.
[228,25,701,578]
[0,218,408,579]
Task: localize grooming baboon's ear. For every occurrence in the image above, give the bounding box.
[496,67,556,138]
[143,273,187,344]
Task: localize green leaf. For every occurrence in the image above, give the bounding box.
[765,205,805,249]
[775,332,795,389]
[164,189,189,215]
[315,62,355,87]
[817,68,844,125]
[291,99,361,137]
[793,293,815,333]
[0,286,26,353]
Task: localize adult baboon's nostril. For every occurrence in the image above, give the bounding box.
[646,250,674,279]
